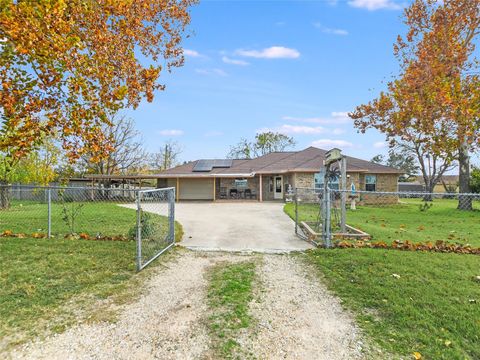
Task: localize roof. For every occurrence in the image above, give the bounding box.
[152,147,403,178]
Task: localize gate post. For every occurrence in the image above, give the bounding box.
[136,191,143,271]
[168,188,175,244]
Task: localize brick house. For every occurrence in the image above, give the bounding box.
[155,147,402,201]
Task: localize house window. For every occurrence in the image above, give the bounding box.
[269,177,274,192]
[365,175,376,191]
[314,171,339,190]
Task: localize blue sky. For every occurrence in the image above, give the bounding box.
[129,0,411,162]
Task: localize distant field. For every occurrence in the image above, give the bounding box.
[285,198,480,247]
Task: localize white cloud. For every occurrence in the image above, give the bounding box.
[333,128,346,135]
[235,46,300,59]
[222,56,250,66]
[158,129,184,136]
[184,49,204,58]
[311,139,354,149]
[195,68,228,77]
[313,22,348,36]
[373,141,388,148]
[277,124,327,135]
[348,0,402,11]
[282,112,352,125]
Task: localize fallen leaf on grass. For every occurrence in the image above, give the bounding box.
[444,340,451,347]
[392,274,401,279]
[413,352,422,360]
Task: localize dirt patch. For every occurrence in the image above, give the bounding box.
[7,251,368,360]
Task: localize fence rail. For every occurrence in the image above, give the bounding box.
[294,187,480,248]
[0,185,175,271]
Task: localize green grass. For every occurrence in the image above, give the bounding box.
[0,237,138,348]
[285,198,480,247]
[304,249,480,360]
[0,201,183,241]
[207,261,257,359]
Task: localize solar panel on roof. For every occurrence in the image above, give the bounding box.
[213,159,233,168]
[192,159,233,172]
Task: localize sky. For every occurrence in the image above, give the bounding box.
[128,0,412,162]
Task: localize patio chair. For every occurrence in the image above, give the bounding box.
[219,187,227,199]
[229,188,238,199]
[244,188,252,199]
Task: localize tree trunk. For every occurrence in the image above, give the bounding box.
[0,181,10,210]
[457,140,472,211]
[423,180,434,201]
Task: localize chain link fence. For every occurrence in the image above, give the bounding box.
[135,188,176,271]
[0,185,176,270]
[294,187,480,248]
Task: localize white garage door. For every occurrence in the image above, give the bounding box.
[179,178,214,200]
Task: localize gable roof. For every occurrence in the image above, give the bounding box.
[155,147,403,178]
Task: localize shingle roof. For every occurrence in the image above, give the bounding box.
[154,147,403,177]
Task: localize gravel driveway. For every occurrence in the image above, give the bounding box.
[9,250,366,360]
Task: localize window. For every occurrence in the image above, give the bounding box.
[314,171,339,190]
[365,175,376,191]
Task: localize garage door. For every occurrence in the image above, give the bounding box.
[179,178,214,200]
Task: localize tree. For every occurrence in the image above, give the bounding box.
[150,140,183,170]
[0,137,62,208]
[0,0,196,187]
[228,132,296,159]
[350,0,480,207]
[81,115,147,177]
[227,138,255,159]
[470,166,480,193]
[371,147,420,182]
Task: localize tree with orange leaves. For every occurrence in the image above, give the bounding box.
[350,0,480,209]
[0,0,196,207]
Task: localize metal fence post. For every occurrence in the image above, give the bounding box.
[47,189,52,238]
[325,187,332,248]
[168,188,175,244]
[136,191,142,271]
[294,189,298,235]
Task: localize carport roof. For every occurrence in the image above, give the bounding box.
[151,147,403,178]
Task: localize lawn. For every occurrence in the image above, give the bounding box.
[207,261,257,359]
[0,200,182,240]
[285,198,480,247]
[304,249,480,360]
[0,236,137,349]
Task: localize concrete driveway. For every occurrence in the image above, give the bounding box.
[175,202,313,253]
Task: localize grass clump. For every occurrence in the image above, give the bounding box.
[207,261,257,359]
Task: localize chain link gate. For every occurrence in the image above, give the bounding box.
[136,187,176,271]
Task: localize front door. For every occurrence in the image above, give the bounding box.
[274,175,283,199]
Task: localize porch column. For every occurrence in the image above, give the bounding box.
[213,177,216,201]
[176,177,179,202]
[259,175,263,202]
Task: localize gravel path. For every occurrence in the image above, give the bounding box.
[247,255,365,359]
[9,251,366,360]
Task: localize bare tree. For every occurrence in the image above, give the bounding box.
[395,137,456,200]
[150,140,183,171]
[81,115,147,176]
[227,132,296,159]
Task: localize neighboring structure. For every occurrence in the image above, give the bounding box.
[398,175,459,193]
[154,147,402,201]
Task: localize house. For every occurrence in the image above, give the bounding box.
[155,147,402,201]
